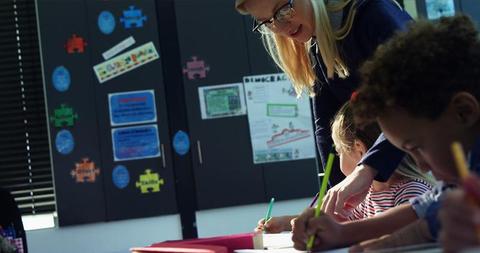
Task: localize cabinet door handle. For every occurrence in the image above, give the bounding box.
[161,144,166,168]
[197,140,203,164]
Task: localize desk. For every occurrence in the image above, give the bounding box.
[131,233,441,253]
[235,248,348,253]
[234,234,441,253]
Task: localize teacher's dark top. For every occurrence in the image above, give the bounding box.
[311,0,411,183]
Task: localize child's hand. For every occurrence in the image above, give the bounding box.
[254,216,294,233]
[291,208,344,251]
[439,176,480,253]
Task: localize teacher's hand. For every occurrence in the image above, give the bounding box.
[321,164,376,219]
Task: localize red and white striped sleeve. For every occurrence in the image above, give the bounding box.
[394,179,433,206]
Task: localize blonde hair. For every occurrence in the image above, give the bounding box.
[332,102,437,186]
[331,102,380,154]
[236,0,357,96]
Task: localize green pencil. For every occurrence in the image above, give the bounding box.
[306,146,335,251]
[264,197,275,227]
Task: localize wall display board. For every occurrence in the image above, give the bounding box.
[37,0,177,225]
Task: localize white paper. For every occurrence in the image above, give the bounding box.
[102,36,136,60]
[263,232,294,249]
[244,73,316,164]
[234,248,347,253]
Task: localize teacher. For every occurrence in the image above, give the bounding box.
[235,0,412,218]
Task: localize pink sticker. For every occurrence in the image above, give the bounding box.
[182,56,210,80]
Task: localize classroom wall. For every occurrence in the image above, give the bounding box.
[25,198,310,253]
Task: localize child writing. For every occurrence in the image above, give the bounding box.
[255,102,434,232]
[291,15,480,252]
[331,102,434,221]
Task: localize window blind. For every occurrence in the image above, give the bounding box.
[0,0,55,215]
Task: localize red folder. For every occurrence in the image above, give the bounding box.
[130,243,228,253]
[131,233,260,253]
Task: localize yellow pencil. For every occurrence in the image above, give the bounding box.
[451,141,480,239]
[451,142,470,179]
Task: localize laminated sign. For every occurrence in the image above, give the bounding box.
[93,42,159,83]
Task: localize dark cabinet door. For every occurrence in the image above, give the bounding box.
[174,0,266,209]
[85,0,178,221]
[175,0,318,210]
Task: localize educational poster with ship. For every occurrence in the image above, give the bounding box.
[243,73,316,164]
[198,83,247,120]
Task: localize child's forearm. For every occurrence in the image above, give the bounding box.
[283,215,299,231]
[339,203,418,245]
[283,215,299,220]
[352,219,433,251]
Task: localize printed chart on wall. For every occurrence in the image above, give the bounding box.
[198,83,246,120]
[243,73,316,164]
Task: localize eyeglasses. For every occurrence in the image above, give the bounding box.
[252,0,295,34]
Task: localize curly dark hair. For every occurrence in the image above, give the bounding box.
[352,15,480,125]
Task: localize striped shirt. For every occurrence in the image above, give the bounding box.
[348,179,433,220]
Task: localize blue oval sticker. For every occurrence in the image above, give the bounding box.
[112,165,130,189]
[173,130,190,156]
[98,11,116,35]
[55,129,74,155]
[52,66,71,92]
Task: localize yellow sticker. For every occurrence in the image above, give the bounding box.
[136,169,164,194]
